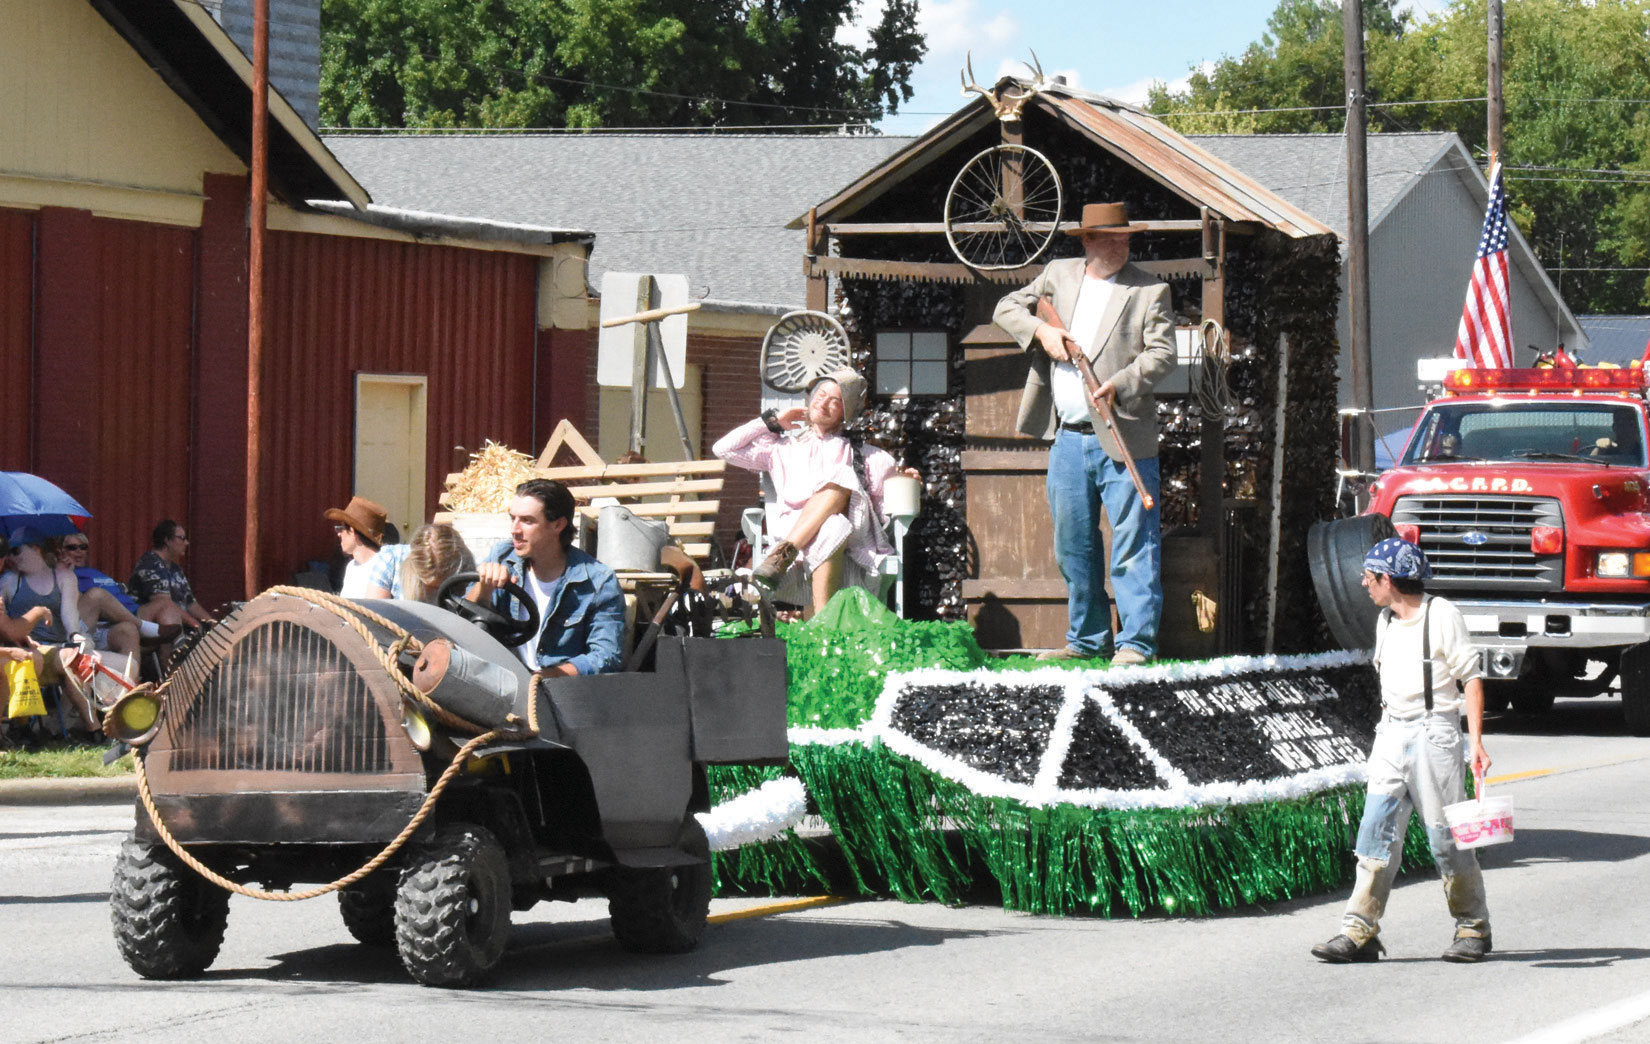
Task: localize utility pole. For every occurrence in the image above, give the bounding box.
[1343,0,1374,478]
[245,0,268,598]
[1487,0,1504,166]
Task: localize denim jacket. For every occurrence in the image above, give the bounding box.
[485,541,625,675]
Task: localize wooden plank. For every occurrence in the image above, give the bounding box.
[961,579,1068,599]
[565,478,724,500]
[810,255,1039,285]
[826,219,1206,235]
[681,542,712,559]
[961,447,1050,471]
[576,500,721,520]
[536,459,726,481]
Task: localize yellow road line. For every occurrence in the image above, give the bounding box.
[708,895,843,924]
[1486,750,1650,787]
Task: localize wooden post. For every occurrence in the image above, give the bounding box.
[1487,0,1504,166]
[1343,0,1375,481]
[628,277,656,455]
[245,0,268,598]
[804,206,828,312]
[1199,208,1226,538]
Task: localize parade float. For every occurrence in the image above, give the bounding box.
[707,590,1427,918]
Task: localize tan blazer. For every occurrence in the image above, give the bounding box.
[992,258,1176,462]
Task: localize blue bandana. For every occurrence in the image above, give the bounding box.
[1363,537,1432,581]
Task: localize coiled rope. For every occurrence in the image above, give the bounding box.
[130,588,549,902]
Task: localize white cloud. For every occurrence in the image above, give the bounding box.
[921,0,1019,56]
[1101,61,1212,106]
[835,19,872,50]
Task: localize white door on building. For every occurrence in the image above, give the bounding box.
[354,374,428,538]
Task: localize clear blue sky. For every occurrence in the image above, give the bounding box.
[864,0,1450,136]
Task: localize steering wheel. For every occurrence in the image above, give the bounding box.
[434,571,540,648]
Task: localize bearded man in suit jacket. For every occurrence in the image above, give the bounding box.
[993,202,1176,664]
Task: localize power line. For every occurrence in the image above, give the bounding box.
[322,123,876,135]
[1150,96,1489,119]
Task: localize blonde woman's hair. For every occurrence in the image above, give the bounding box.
[399,524,474,603]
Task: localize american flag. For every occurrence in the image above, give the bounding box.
[1453,162,1513,368]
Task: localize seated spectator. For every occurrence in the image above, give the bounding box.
[324,496,387,597]
[713,368,917,615]
[0,528,100,732]
[130,519,216,631]
[54,534,177,655]
[363,523,475,602]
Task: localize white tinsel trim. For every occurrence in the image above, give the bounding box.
[1085,685,1192,792]
[788,726,868,746]
[844,653,1377,810]
[696,777,808,851]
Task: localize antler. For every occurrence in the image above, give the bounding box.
[960,51,993,103]
[1026,49,1046,87]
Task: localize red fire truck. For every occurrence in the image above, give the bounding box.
[1310,363,1650,734]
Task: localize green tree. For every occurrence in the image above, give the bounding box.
[1147,0,1650,313]
[320,0,925,131]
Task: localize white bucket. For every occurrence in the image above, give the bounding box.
[446,512,514,569]
[883,475,922,518]
[596,504,669,571]
[1443,793,1515,849]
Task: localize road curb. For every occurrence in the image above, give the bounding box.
[0,775,137,806]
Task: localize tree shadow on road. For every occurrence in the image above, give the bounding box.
[230,903,1004,991]
[1485,697,1630,738]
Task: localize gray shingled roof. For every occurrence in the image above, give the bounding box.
[1579,316,1650,365]
[1190,132,1462,240]
[325,133,913,310]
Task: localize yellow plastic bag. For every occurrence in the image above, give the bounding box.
[5,657,46,719]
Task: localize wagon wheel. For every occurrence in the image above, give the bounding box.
[944,144,1064,271]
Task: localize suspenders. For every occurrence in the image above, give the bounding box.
[1379,596,1437,713]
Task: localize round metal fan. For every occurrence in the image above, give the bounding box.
[760,310,851,392]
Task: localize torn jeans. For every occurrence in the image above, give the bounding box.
[1341,714,1490,945]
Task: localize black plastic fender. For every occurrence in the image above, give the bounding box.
[1307,513,1396,651]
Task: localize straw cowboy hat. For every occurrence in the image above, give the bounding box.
[324,496,388,546]
[1064,202,1150,236]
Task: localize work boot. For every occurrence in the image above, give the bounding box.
[1441,934,1492,963]
[1311,934,1384,963]
[1111,648,1150,666]
[1035,646,1096,662]
[751,541,799,592]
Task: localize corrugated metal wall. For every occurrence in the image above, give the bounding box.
[0,208,32,471]
[259,230,539,587]
[86,217,196,583]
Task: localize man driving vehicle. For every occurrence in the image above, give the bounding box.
[469,478,625,675]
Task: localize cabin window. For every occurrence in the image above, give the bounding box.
[875,330,949,397]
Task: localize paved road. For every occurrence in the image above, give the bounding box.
[6,697,1650,1044]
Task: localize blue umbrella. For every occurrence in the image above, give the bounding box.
[0,472,92,538]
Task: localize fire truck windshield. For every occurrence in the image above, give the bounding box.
[1402,401,1648,468]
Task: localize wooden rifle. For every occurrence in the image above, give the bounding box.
[1034,297,1155,510]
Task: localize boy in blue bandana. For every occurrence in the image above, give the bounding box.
[1312,538,1493,964]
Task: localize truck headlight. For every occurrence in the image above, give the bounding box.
[1598,552,1631,577]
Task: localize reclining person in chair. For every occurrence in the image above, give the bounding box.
[469,478,626,676]
[714,367,918,615]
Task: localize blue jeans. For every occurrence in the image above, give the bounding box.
[1046,429,1162,657]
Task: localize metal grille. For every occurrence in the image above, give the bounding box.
[163,620,392,773]
[1391,495,1563,591]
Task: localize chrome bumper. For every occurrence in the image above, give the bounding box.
[1453,598,1650,678]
